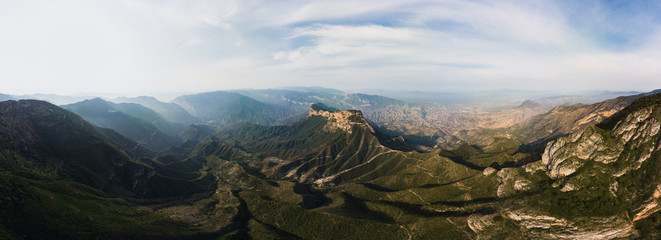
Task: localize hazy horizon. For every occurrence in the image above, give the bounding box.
[2,0,660,96]
[2,86,652,104]
[3,2,661,236]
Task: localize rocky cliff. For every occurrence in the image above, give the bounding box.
[514,94,644,145]
[523,93,661,238]
[541,93,660,183]
[307,103,375,134]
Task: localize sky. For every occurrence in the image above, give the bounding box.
[1,0,661,96]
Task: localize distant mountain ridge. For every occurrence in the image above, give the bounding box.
[173,89,561,149]
[62,98,181,151]
[513,91,658,146]
[113,96,199,125]
[173,91,294,127]
[0,100,213,198]
[0,93,13,101]
[0,99,216,239]
[11,94,96,105]
[4,88,647,151]
[1,89,661,239]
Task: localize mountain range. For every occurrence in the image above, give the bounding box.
[0,88,659,239]
[112,96,199,125]
[62,98,182,151]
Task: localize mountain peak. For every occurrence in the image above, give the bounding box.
[115,96,159,103]
[87,97,108,102]
[648,89,661,94]
[307,103,371,133]
[517,100,541,108]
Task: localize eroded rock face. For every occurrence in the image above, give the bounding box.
[467,214,497,233]
[494,168,532,198]
[307,105,375,133]
[526,100,661,239]
[541,106,660,180]
[482,167,497,176]
[470,210,633,239]
[541,127,620,179]
[504,210,633,239]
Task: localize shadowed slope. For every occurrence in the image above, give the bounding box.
[63,98,181,151]
[0,100,214,199]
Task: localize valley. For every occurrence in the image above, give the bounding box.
[4,1,661,239]
[0,88,660,239]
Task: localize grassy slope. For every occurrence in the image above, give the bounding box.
[0,172,210,240]
[0,100,219,238]
[198,121,535,239]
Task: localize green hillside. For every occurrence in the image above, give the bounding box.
[1,93,660,239]
[0,100,216,239]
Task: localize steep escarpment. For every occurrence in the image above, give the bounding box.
[307,103,375,133]
[541,93,660,183]
[205,104,412,186]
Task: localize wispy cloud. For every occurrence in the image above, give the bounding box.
[0,0,660,94]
